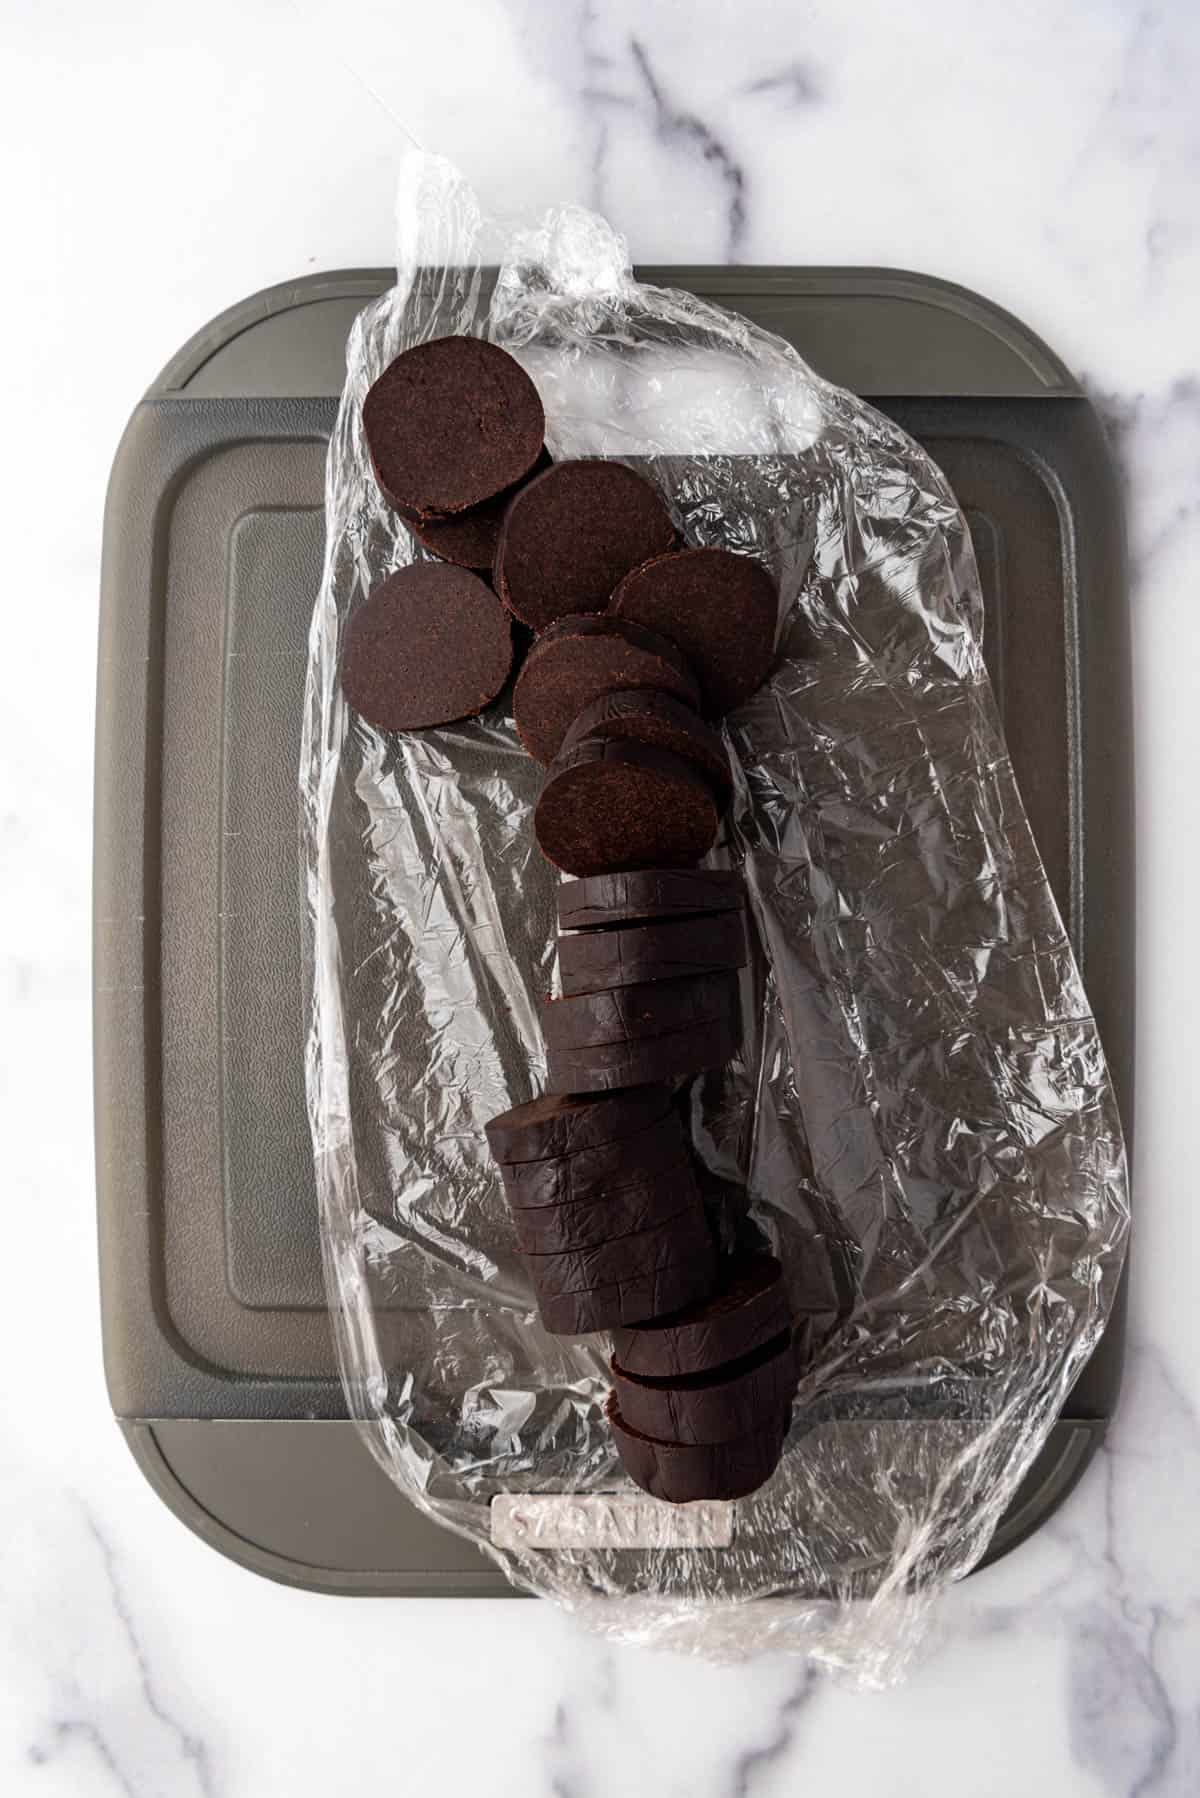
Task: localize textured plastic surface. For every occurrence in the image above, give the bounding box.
[96,258,1131,1597]
[293,157,1128,1673]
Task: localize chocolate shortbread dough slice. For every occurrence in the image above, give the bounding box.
[339,564,512,731]
[495,459,675,630]
[364,335,543,519]
[514,614,700,766]
[557,868,745,932]
[535,738,719,877]
[611,546,778,715]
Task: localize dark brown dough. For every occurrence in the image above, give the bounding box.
[611,1330,799,1446]
[610,1249,790,1377]
[546,1015,741,1094]
[339,565,513,731]
[494,459,676,630]
[499,1113,692,1206]
[522,1206,713,1294]
[363,335,544,519]
[397,451,553,569]
[557,868,746,932]
[513,615,700,766]
[484,1087,672,1165]
[561,689,732,806]
[513,1177,702,1255]
[607,1395,788,1502]
[558,909,748,996]
[535,738,719,878]
[535,1243,718,1336]
[484,1088,674,1167]
[611,547,778,715]
[542,971,739,1052]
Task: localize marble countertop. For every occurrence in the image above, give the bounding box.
[2,2,1197,1792]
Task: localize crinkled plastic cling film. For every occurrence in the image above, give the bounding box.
[299,152,1128,1682]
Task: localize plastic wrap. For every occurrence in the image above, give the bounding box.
[299,152,1129,1682]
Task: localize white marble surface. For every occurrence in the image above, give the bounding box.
[1,1,1198,1791]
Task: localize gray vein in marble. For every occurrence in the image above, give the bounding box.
[728,1667,819,1797]
[543,1642,618,1798]
[1066,1345,1199,1795]
[547,1701,578,1798]
[1135,1610,1179,1798]
[629,39,747,258]
[577,0,618,217]
[1064,0,1199,295]
[1145,216,1170,278]
[27,1504,216,1798]
[510,10,752,254]
[1087,377,1200,581]
[588,112,611,220]
[943,1337,1199,1794]
[1068,1597,1177,1798]
[594,1644,619,1712]
[742,62,823,105]
[1098,3,1169,146]
[91,1507,216,1796]
[29,1718,134,1796]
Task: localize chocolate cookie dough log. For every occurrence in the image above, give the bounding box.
[561,689,732,807]
[484,1087,673,1165]
[542,970,739,1053]
[610,1330,799,1446]
[339,565,513,731]
[607,1397,788,1503]
[498,1111,693,1206]
[546,1014,741,1094]
[557,867,746,932]
[513,615,700,767]
[398,450,553,570]
[611,547,778,715]
[363,336,544,520]
[495,460,676,630]
[535,739,719,877]
[558,909,748,996]
[610,1249,790,1377]
[536,1243,719,1336]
